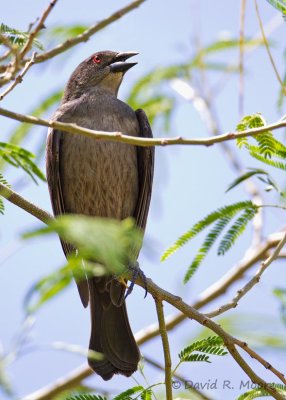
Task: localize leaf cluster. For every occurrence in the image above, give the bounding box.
[24,216,143,313]
[0,141,45,183]
[162,201,258,282]
[0,23,44,50]
[178,336,228,365]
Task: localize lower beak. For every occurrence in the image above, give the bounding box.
[109,51,138,73]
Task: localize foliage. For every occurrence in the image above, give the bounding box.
[161,201,258,282]
[23,216,142,312]
[236,113,286,171]
[237,384,286,399]
[0,174,10,214]
[266,0,286,19]
[0,142,45,183]
[65,395,107,400]
[178,336,228,362]
[0,23,44,50]
[113,386,145,400]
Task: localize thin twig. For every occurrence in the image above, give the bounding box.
[154,298,172,400]
[206,231,286,317]
[254,0,286,96]
[20,0,58,59]
[0,105,286,148]
[0,52,37,101]
[144,355,213,400]
[0,0,147,82]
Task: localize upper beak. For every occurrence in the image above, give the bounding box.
[109,51,138,73]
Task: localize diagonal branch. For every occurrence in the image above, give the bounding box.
[0,52,37,101]
[20,0,58,59]
[2,182,286,399]
[0,182,52,224]
[33,0,147,64]
[0,105,286,148]
[206,231,286,318]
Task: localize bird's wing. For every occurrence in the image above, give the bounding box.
[46,128,89,307]
[134,109,154,230]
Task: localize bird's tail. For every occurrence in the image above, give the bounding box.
[88,277,140,380]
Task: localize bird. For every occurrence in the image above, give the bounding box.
[46,50,154,380]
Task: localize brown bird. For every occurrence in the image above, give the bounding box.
[46,51,154,380]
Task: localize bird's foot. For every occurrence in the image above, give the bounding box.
[125,261,148,299]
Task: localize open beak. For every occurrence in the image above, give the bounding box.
[109,51,138,73]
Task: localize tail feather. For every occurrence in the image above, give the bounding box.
[88,278,140,380]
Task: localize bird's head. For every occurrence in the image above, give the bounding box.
[63,50,138,101]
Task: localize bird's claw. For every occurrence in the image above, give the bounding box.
[124,261,148,299]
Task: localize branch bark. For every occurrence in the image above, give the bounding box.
[154,298,172,400]
[0,105,286,148]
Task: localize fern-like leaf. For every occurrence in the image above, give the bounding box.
[0,142,45,183]
[184,216,233,282]
[226,169,268,192]
[0,23,44,50]
[237,385,286,399]
[217,206,258,256]
[179,336,228,362]
[65,395,107,400]
[180,353,211,363]
[249,150,286,170]
[113,386,145,400]
[140,389,152,400]
[0,174,11,215]
[161,201,254,261]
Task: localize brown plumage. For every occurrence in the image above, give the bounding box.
[46,51,154,380]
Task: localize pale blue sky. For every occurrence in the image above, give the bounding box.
[1,1,286,399]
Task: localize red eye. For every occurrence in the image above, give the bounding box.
[93,55,102,64]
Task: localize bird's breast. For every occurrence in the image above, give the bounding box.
[58,98,139,219]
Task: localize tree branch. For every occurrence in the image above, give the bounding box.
[0,105,286,148]
[1,185,285,399]
[19,0,58,60]
[154,298,172,400]
[0,52,37,101]
[205,231,286,318]
[0,182,52,224]
[33,0,147,64]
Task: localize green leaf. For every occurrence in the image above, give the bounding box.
[24,216,142,275]
[0,142,45,183]
[113,386,145,400]
[161,201,255,261]
[0,23,44,50]
[184,216,233,282]
[226,169,269,192]
[237,384,286,399]
[266,0,286,17]
[64,395,107,400]
[0,174,10,215]
[235,113,286,171]
[48,24,89,40]
[179,336,228,362]
[217,207,257,256]
[23,216,143,312]
[140,389,152,400]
